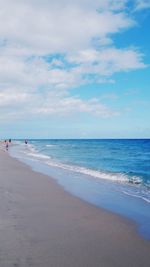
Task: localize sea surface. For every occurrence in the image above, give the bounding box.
[9,139,150,239]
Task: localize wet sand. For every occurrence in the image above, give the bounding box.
[0,150,150,267]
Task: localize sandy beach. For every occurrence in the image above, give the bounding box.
[0,150,150,267]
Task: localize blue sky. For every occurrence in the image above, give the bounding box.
[0,0,150,138]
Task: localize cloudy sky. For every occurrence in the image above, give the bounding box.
[0,0,150,138]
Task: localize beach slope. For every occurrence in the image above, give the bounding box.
[0,150,150,267]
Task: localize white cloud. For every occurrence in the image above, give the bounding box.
[0,87,118,119]
[67,48,146,80]
[0,89,29,106]
[0,0,147,121]
[36,97,119,117]
[0,1,134,55]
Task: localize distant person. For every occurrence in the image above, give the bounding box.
[9,139,11,143]
[5,141,9,150]
[25,139,28,144]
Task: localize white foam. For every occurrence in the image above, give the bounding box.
[128,176,142,185]
[26,152,51,160]
[45,160,130,182]
[123,190,150,204]
[46,144,57,147]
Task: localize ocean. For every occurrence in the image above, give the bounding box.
[9,139,150,239]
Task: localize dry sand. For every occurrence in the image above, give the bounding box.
[0,150,150,267]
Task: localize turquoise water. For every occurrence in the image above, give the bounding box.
[10,139,150,239]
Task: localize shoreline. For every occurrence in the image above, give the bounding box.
[0,150,150,266]
[9,142,150,241]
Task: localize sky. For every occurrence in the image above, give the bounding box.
[0,0,150,139]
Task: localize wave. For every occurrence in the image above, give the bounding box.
[13,141,142,184]
[11,141,51,160]
[27,152,51,160]
[45,160,142,184]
